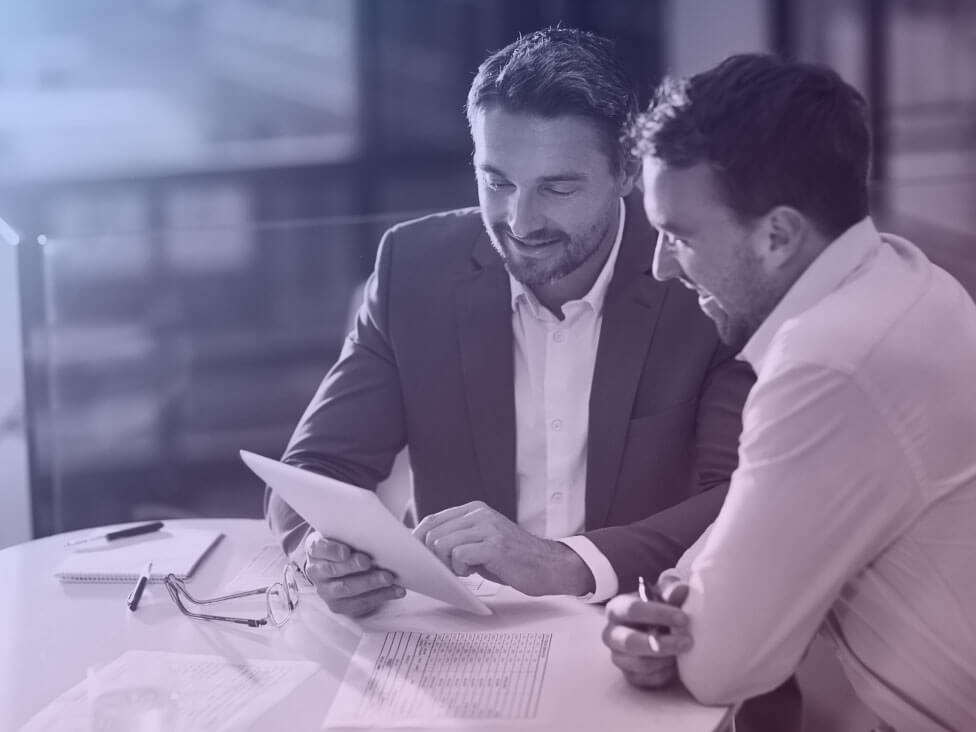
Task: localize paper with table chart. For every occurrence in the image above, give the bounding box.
[223,543,501,598]
[323,631,552,728]
[18,650,318,732]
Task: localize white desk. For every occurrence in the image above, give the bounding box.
[0,518,732,731]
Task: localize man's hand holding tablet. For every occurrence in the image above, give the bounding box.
[303,532,405,617]
[240,450,491,617]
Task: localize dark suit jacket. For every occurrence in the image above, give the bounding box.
[267,193,754,592]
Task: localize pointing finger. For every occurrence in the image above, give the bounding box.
[413,501,486,542]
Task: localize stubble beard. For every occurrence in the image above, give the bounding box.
[484,209,614,287]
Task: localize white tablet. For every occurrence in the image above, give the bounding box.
[240,450,492,616]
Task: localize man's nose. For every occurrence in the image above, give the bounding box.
[508,191,544,239]
[652,232,682,282]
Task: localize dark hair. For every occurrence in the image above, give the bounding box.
[629,53,871,239]
[466,27,638,173]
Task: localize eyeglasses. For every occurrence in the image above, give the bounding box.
[163,564,301,628]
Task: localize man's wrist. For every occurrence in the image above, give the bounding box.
[546,540,596,596]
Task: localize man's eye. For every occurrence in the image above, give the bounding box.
[665,233,689,249]
[545,186,577,197]
[483,177,512,190]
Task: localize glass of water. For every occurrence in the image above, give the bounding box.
[87,661,180,732]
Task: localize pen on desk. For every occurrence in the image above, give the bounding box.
[66,521,165,547]
[126,560,153,612]
[637,576,662,653]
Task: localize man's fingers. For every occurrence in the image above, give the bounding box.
[606,594,689,629]
[425,527,487,568]
[413,501,487,542]
[422,519,478,555]
[305,533,354,562]
[318,569,399,601]
[622,665,678,690]
[602,622,693,657]
[658,577,690,607]
[305,551,374,583]
[449,542,494,578]
[326,585,406,618]
[609,650,677,678]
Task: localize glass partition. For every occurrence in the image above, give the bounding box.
[29,208,425,534]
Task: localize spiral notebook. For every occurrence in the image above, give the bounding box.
[55,527,223,583]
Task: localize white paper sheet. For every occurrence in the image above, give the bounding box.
[324,631,552,728]
[19,650,318,732]
[223,544,316,595]
[457,574,501,598]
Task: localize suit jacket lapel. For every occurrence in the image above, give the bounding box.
[586,194,668,529]
[456,233,518,520]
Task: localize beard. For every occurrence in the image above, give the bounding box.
[700,294,752,351]
[695,250,775,353]
[484,214,613,287]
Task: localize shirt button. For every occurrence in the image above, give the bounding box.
[550,492,564,503]
[551,419,563,431]
[553,331,565,343]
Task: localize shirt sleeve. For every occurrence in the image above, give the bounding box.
[657,521,713,586]
[558,535,619,602]
[674,360,924,705]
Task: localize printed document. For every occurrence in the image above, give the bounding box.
[324,631,551,727]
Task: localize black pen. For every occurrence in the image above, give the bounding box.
[127,560,153,612]
[66,521,165,547]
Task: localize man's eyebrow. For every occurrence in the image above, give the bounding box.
[655,220,693,237]
[476,164,588,184]
[538,173,587,183]
[476,163,508,177]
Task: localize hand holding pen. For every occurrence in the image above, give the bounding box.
[638,575,690,651]
[602,575,692,689]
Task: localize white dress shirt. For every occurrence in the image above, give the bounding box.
[509,199,625,602]
[662,219,976,731]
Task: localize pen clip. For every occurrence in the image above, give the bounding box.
[126,560,153,611]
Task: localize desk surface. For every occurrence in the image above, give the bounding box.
[0,518,732,732]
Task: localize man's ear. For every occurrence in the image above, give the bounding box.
[618,156,643,197]
[759,206,809,271]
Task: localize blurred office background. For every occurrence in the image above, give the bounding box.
[1,0,974,543]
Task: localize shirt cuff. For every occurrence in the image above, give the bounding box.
[558,535,619,603]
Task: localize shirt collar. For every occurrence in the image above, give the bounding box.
[741,216,882,372]
[509,198,626,317]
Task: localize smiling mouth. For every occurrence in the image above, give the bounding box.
[507,234,562,252]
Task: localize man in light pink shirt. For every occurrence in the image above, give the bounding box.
[603,54,976,731]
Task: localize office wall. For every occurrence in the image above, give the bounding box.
[665,0,769,76]
[0,232,31,549]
